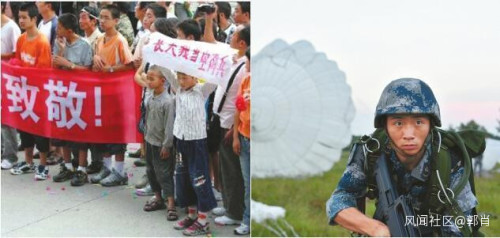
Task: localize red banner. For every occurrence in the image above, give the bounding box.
[1,61,142,143]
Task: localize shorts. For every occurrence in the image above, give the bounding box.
[19,131,50,153]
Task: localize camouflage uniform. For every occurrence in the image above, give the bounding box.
[326,78,479,236]
[116,13,135,49]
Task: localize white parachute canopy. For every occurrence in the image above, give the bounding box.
[483,138,500,171]
[252,39,356,178]
[251,200,286,224]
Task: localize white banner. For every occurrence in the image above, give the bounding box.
[142,32,237,84]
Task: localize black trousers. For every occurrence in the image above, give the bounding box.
[145,142,175,198]
[218,128,245,220]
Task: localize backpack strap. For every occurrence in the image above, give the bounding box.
[362,128,387,200]
[424,129,477,236]
[361,128,483,236]
[216,62,245,113]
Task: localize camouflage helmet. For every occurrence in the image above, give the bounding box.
[374,78,441,128]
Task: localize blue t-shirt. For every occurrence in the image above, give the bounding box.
[53,37,93,68]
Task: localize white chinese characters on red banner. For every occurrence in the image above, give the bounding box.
[1,62,142,143]
[142,32,237,85]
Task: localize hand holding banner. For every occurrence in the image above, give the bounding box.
[142,32,237,85]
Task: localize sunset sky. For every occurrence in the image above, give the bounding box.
[253,0,500,135]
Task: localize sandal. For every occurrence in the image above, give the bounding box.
[167,208,178,221]
[143,199,166,212]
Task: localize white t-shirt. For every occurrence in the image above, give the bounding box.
[84,28,103,54]
[38,16,57,45]
[1,19,21,54]
[213,55,247,129]
[133,31,150,60]
[223,23,237,44]
[167,12,178,19]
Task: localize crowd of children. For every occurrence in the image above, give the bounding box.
[1,1,251,236]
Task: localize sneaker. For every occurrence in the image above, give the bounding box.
[135,173,149,188]
[212,207,226,216]
[213,188,222,201]
[87,161,102,174]
[234,223,250,235]
[100,169,128,187]
[174,217,197,230]
[133,159,146,167]
[215,215,241,225]
[10,161,36,175]
[128,149,141,158]
[182,221,210,236]
[46,156,59,166]
[90,166,111,184]
[46,151,62,165]
[136,184,154,196]
[71,170,88,186]
[52,164,74,182]
[34,165,49,180]
[71,157,79,169]
[1,160,15,170]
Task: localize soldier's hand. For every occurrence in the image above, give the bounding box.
[368,220,390,237]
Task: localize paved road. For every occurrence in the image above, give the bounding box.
[1,147,243,237]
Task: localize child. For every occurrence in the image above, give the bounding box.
[51,13,93,187]
[130,3,169,185]
[133,17,179,193]
[141,65,177,221]
[90,4,133,187]
[166,69,218,236]
[232,48,251,235]
[10,3,52,180]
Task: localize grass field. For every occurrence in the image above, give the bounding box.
[251,151,500,237]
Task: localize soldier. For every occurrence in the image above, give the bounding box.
[326,78,482,236]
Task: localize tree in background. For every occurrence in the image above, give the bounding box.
[457,120,488,132]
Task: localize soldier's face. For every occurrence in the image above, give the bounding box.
[386,114,430,160]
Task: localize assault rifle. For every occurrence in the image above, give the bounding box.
[372,153,421,237]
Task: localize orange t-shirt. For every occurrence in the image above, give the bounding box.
[94,33,133,67]
[15,32,51,68]
[237,75,251,138]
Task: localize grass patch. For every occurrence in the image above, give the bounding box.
[252,151,500,236]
